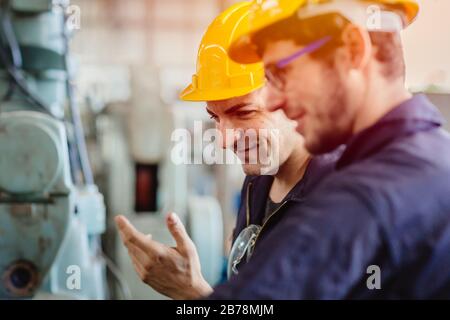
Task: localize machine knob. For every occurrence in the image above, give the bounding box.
[2,260,39,298]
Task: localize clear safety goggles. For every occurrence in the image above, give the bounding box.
[264,35,332,91]
[227,224,262,279]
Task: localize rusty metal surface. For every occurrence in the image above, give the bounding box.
[0,196,73,298]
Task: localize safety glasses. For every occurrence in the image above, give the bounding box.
[227,224,262,278]
[265,36,332,91]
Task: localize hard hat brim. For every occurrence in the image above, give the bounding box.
[179,82,264,102]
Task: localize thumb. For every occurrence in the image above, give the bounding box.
[166,212,193,252]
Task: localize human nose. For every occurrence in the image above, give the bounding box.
[265,82,286,113]
[217,120,241,150]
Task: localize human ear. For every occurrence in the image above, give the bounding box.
[341,24,372,70]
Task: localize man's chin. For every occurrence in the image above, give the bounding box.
[242,164,279,176]
[241,164,262,176]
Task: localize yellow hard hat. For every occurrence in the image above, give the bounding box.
[180,2,265,102]
[229,0,419,64]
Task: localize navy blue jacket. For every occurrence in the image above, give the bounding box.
[210,95,450,299]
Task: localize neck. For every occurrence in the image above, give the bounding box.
[353,77,412,134]
[270,144,311,202]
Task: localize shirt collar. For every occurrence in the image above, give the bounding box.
[248,155,328,207]
[336,94,444,169]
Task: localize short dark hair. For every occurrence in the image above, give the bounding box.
[253,12,405,79]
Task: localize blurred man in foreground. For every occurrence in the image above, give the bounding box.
[203,0,450,299]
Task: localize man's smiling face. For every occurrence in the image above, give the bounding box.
[206,87,303,175]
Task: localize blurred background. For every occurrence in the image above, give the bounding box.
[0,0,449,300]
[68,0,251,300]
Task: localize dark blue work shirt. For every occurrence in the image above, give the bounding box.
[232,150,343,258]
[210,94,450,299]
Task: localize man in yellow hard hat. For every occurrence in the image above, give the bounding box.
[205,0,450,299]
[114,2,342,299]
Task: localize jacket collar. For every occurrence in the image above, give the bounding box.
[337,94,443,169]
[245,158,317,225]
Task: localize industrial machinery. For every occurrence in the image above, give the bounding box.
[0,0,107,299]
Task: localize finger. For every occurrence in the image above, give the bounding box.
[127,242,153,267]
[123,242,146,278]
[126,235,171,271]
[115,215,158,253]
[115,215,153,240]
[118,228,152,246]
[130,254,145,280]
[166,212,194,252]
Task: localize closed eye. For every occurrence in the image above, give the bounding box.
[235,110,257,118]
[206,108,219,121]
